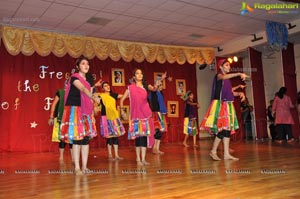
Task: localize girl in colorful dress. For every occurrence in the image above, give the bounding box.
[148,78,168,154]
[120,69,165,166]
[200,59,248,161]
[182,91,200,147]
[48,88,73,162]
[60,57,100,175]
[94,81,126,160]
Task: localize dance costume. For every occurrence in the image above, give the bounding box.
[94,92,125,141]
[183,99,198,136]
[52,89,65,142]
[200,73,239,135]
[51,89,73,149]
[148,91,168,140]
[128,84,154,147]
[60,73,97,144]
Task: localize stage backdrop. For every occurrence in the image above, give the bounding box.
[0,42,197,152]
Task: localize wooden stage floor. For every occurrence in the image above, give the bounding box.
[0,138,299,199]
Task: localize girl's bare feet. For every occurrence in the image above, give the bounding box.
[75,169,83,176]
[136,160,143,166]
[142,160,150,165]
[158,150,164,155]
[183,142,189,147]
[108,156,115,161]
[224,155,239,160]
[209,151,221,161]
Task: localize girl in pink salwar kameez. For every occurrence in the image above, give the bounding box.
[272,87,295,143]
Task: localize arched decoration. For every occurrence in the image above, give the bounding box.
[1,26,215,65]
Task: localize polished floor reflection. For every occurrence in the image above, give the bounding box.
[0,139,299,199]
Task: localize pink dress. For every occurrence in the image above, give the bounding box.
[272,95,294,125]
[128,84,154,146]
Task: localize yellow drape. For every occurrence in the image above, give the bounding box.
[1,26,214,65]
[99,93,119,120]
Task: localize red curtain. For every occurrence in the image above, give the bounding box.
[282,43,300,138]
[0,42,197,152]
[248,47,268,139]
[215,57,244,141]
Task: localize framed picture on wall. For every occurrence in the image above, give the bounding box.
[117,105,129,123]
[167,101,179,118]
[153,72,166,89]
[112,68,125,86]
[176,79,186,95]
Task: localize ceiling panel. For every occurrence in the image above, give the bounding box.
[80,0,111,10]
[0,0,299,47]
[103,0,134,12]
[124,4,153,17]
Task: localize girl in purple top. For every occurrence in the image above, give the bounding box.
[182,91,200,147]
[200,59,248,161]
[120,68,165,166]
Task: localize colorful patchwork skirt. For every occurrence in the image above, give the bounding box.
[100,116,125,138]
[60,106,97,143]
[153,112,168,132]
[183,117,198,136]
[200,100,239,135]
[128,117,152,140]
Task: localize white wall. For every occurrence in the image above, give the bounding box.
[295,43,300,91]
[262,50,284,105]
[243,52,256,138]
[196,64,216,137]
[243,53,254,106]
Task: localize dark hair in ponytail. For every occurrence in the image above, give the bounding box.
[86,72,94,87]
[277,87,287,99]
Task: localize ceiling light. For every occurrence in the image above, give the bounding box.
[233,56,238,62]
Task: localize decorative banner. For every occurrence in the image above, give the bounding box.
[1,26,215,65]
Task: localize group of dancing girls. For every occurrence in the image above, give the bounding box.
[49,56,248,175]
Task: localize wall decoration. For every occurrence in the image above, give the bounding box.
[154,72,166,89]
[112,68,125,86]
[167,101,179,118]
[176,79,186,95]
